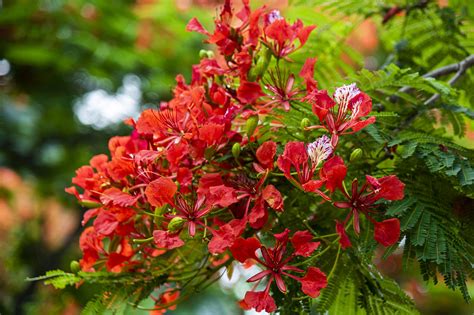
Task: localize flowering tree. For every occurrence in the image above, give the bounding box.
[36,1,474,314]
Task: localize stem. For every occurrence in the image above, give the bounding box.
[327,244,341,280]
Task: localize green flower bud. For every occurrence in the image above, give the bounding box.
[154,206,167,225]
[300,118,311,130]
[70,260,80,273]
[245,115,259,138]
[248,47,272,81]
[350,148,363,162]
[79,200,102,208]
[232,143,241,159]
[199,49,214,59]
[168,217,185,232]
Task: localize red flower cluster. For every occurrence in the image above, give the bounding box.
[67,1,404,313]
[231,229,327,312]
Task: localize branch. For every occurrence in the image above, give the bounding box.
[393,55,474,132]
[395,54,474,97]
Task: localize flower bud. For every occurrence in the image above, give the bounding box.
[154,206,167,225]
[232,143,241,159]
[245,115,259,138]
[300,118,311,130]
[168,217,185,232]
[70,260,80,273]
[199,49,214,59]
[248,47,272,81]
[350,148,363,162]
[79,200,102,208]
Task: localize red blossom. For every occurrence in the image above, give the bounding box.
[262,184,283,211]
[333,175,404,246]
[305,84,375,147]
[153,230,185,249]
[336,221,352,249]
[291,230,320,257]
[230,230,326,313]
[256,141,277,170]
[100,187,138,207]
[237,80,265,104]
[374,218,401,246]
[145,177,177,208]
[239,291,277,313]
[299,267,328,298]
[263,12,316,58]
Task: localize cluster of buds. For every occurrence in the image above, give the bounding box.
[67,1,404,313]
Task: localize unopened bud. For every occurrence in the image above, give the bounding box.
[248,47,272,81]
[168,217,185,232]
[199,49,214,59]
[245,115,259,138]
[350,148,363,162]
[300,118,311,130]
[70,260,80,273]
[232,143,241,159]
[79,200,102,208]
[154,206,167,225]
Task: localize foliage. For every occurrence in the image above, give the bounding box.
[17,0,474,314]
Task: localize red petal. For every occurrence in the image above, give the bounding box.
[241,291,277,313]
[248,199,268,229]
[321,156,347,193]
[282,141,308,166]
[230,237,261,263]
[297,24,317,45]
[135,109,161,135]
[153,230,184,249]
[291,230,320,257]
[299,57,316,81]
[373,175,405,201]
[302,179,324,193]
[256,141,277,169]
[299,267,328,298]
[185,17,209,35]
[311,90,335,121]
[100,187,138,207]
[336,221,352,249]
[349,116,376,133]
[208,185,238,207]
[199,123,225,146]
[94,211,118,236]
[262,185,284,211]
[374,218,400,246]
[208,219,246,254]
[275,273,287,293]
[237,80,265,104]
[145,177,177,208]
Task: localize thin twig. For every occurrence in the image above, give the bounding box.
[393,54,474,132]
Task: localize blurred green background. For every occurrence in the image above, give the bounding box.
[0,0,472,314]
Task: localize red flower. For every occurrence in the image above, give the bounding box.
[255,141,277,171]
[237,80,265,104]
[230,229,326,313]
[333,175,405,246]
[263,10,316,58]
[335,221,351,249]
[145,177,177,208]
[263,70,301,111]
[374,219,401,247]
[153,230,185,249]
[305,83,375,147]
[299,57,318,92]
[299,267,328,298]
[208,218,246,254]
[277,139,341,198]
[169,193,213,237]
